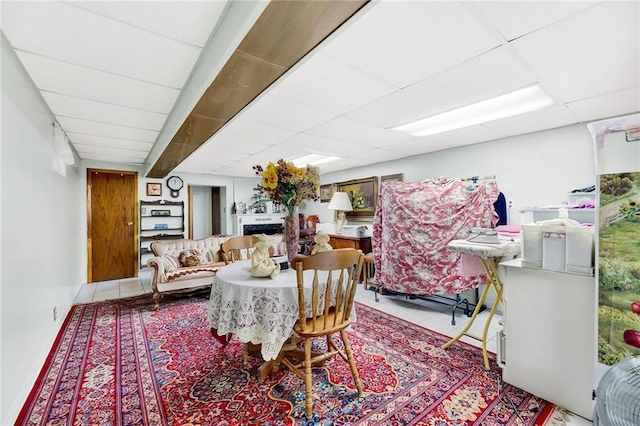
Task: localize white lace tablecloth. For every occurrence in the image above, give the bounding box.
[208,260,345,361]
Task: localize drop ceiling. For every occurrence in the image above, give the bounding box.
[2,0,639,179]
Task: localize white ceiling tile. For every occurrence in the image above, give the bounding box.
[2,1,202,88]
[239,95,335,132]
[57,117,159,142]
[567,86,640,122]
[481,106,580,136]
[419,124,506,148]
[172,165,214,174]
[276,134,364,157]
[344,148,412,164]
[16,52,180,113]
[72,1,227,47]
[318,158,370,173]
[41,92,168,130]
[385,139,448,156]
[472,1,600,41]
[186,146,249,163]
[74,144,148,159]
[67,133,153,152]
[305,117,413,147]
[269,53,396,115]
[345,47,536,128]
[80,153,144,164]
[178,156,232,169]
[244,146,309,168]
[199,137,270,156]
[322,1,501,88]
[217,120,296,145]
[512,1,639,102]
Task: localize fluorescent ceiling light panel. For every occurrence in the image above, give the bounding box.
[393,85,556,137]
[290,154,341,167]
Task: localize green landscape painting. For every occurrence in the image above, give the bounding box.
[598,172,640,365]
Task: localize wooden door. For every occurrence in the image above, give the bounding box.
[211,186,221,234]
[87,169,138,282]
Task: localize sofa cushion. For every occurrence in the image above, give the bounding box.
[162,254,181,271]
[204,247,222,264]
[179,249,202,267]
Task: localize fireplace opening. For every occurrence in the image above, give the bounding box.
[242,223,283,235]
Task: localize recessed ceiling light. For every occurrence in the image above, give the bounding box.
[392,85,556,137]
[290,154,341,167]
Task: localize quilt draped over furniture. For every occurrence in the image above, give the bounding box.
[372,176,499,295]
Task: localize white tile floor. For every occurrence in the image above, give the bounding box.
[73,272,592,425]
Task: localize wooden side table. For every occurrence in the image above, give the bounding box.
[327,234,372,284]
[327,234,372,254]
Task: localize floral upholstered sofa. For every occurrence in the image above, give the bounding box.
[146,235,233,308]
[146,234,287,309]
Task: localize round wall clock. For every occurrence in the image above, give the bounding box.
[167,176,183,198]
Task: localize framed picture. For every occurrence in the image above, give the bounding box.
[146,182,162,197]
[151,209,171,217]
[335,176,378,221]
[319,184,334,203]
[381,173,404,183]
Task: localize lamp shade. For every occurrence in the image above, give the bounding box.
[327,191,353,211]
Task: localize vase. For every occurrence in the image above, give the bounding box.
[283,206,300,263]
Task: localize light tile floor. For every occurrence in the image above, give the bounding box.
[73,271,592,425]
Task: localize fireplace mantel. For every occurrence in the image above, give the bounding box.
[233,214,286,236]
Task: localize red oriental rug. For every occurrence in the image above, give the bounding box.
[17,293,566,425]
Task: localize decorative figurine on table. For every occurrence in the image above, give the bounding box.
[311,232,333,255]
[251,234,280,279]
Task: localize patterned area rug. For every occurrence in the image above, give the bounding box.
[17,293,565,425]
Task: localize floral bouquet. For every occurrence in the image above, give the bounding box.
[253,159,321,216]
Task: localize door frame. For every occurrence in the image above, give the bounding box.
[86,168,139,282]
[188,185,222,238]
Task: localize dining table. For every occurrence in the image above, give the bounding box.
[208,259,348,380]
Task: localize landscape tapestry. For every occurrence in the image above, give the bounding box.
[598,172,640,365]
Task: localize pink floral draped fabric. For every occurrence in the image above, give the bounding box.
[372,177,499,295]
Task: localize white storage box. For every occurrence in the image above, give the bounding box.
[522,219,583,273]
[565,226,595,275]
[521,224,543,268]
[542,225,567,272]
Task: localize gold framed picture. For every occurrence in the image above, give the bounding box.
[381,173,404,183]
[334,176,378,221]
[146,182,162,197]
[319,184,334,202]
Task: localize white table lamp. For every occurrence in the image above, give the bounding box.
[327,192,353,234]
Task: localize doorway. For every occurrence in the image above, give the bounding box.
[87,169,138,282]
[189,186,222,238]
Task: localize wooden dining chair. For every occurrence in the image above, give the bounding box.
[276,248,365,417]
[220,235,259,264]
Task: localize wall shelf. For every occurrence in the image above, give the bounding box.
[140,200,184,268]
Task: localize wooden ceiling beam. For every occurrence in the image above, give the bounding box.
[147,0,369,179]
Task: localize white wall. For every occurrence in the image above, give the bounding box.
[305,123,596,225]
[1,35,85,424]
